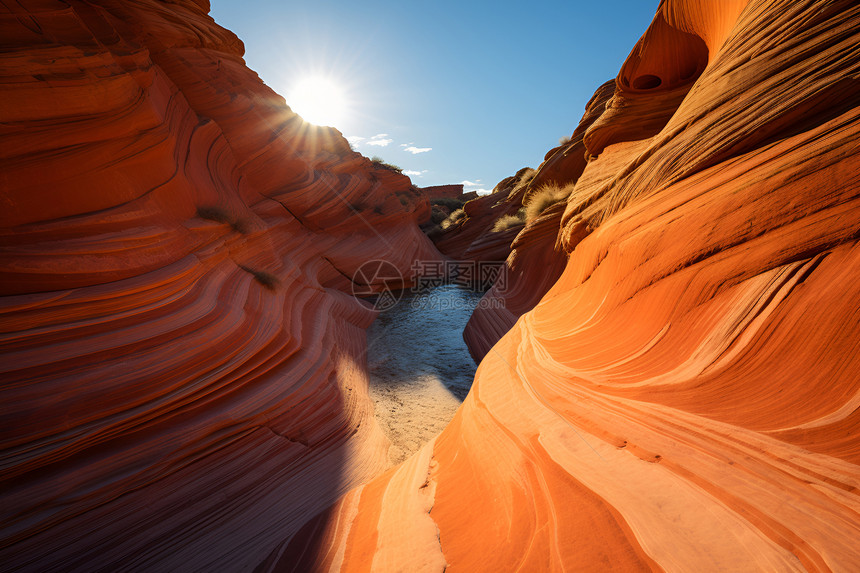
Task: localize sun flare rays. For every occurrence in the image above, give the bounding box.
[287,76,348,127]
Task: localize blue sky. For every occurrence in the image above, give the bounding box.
[211,1,658,194]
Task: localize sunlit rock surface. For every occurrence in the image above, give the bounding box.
[0,1,439,570]
[274,0,860,570]
[463,199,568,364]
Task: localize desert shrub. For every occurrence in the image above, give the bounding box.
[431,197,464,211]
[370,156,402,173]
[440,208,466,230]
[507,167,537,198]
[489,166,538,197]
[523,183,573,222]
[239,265,279,291]
[426,225,444,240]
[491,213,525,233]
[430,205,448,225]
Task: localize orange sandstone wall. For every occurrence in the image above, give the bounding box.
[463,81,616,361]
[275,0,860,570]
[0,1,439,570]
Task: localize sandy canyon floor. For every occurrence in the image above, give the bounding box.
[366,285,483,466]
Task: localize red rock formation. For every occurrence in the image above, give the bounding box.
[463,80,617,362]
[0,1,439,570]
[431,168,534,261]
[420,184,465,200]
[272,0,860,570]
[463,200,568,363]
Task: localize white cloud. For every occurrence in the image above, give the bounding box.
[366,137,393,147]
[404,146,432,154]
[348,134,393,147]
[403,170,428,177]
[473,188,493,195]
[399,142,414,147]
[460,180,482,187]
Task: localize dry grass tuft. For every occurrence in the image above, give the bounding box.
[508,168,537,198]
[491,213,525,233]
[523,183,573,222]
[430,205,448,225]
[370,156,403,173]
[440,209,466,230]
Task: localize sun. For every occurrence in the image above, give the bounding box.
[287,76,347,127]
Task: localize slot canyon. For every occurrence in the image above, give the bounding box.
[1,0,859,571]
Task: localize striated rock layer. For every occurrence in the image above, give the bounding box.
[462,199,568,363]
[276,0,860,570]
[0,1,439,571]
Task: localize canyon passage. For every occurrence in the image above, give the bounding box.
[2,0,860,571]
[366,284,484,466]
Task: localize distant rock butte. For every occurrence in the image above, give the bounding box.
[269,0,860,571]
[430,168,535,262]
[420,184,465,200]
[0,1,439,570]
[2,0,860,572]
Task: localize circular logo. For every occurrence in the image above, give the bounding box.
[351,259,404,311]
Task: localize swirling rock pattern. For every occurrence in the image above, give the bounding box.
[274,0,860,570]
[463,199,568,364]
[0,1,439,571]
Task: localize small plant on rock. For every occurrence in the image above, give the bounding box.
[430,205,448,225]
[523,183,573,222]
[370,156,403,173]
[440,208,466,230]
[491,213,526,233]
